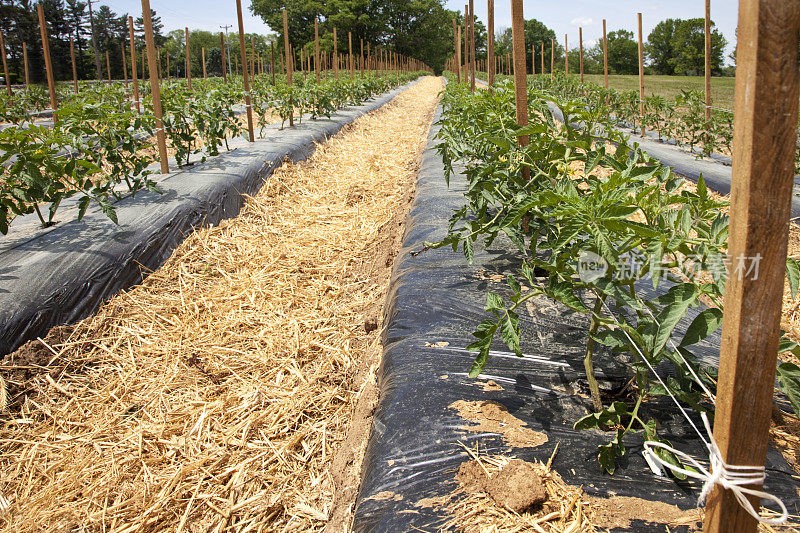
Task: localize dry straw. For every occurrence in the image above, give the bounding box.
[0,76,443,532]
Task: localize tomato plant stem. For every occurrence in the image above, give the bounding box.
[585,293,606,412]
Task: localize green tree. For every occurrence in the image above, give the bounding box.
[494,19,560,74]
[606,29,638,75]
[670,18,726,75]
[645,18,678,75]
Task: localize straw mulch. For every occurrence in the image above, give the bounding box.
[0,76,443,532]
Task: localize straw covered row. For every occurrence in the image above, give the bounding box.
[0,76,443,532]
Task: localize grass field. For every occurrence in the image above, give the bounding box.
[579,74,736,111]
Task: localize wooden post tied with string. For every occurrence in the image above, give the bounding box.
[140,0,168,173]
[703,0,800,531]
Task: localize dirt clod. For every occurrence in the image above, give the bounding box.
[457,459,547,513]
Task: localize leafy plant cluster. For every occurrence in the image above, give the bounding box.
[434,77,800,474]
[0,71,421,234]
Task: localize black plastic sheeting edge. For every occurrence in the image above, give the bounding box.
[351,103,800,532]
[546,102,800,219]
[0,81,416,356]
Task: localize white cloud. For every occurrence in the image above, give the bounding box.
[584,39,598,47]
[570,17,594,26]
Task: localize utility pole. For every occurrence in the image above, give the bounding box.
[87,0,102,79]
[220,24,233,77]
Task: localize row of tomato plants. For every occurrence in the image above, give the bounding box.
[433,77,800,475]
[484,72,800,175]
[0,72,420,234]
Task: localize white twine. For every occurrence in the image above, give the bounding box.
[597,297,788,525]
[643,413,788,525]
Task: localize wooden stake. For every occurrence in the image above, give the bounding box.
[564,34,568,75]
[469,0,475,92]
[235,0,254,142]
[0,30,11,96]
[220,32,228,83]
[271,41,275,85]
[282,8,293,127]
[360,38,364,78]
[315,18,320,83]
[69,38,78,94]
[579,27,583,82]
[140,0,168,174]
[250,38,255,78]
[202,47,207,78]
[23,42,30,87]
[637,12,644,135]
[106,50,111,83]
[334,27,339,79]
[454,20,461,82]
[510,0,529,181]
[128,17,140,112]
[541,40,544,76]
[487,0,494,86]
[705,0,712,120]
[551,38,554,79]
[603,19,608,89]
[37,4,57,114]
[702,1,800,531]
[122,42,129,86]
[185,27,192,90]
[348,31,353,78]
[158,47,162,80]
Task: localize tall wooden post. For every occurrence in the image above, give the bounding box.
[457,26,462,82]
[141,0,168,174]
[185,27,192,89]
[360,38,364,78]
[69,38,78,94]
[142,49,145,80]
[128,17,140,112]
[37,4,57,114]
[23,42,30,87]
[314,18,320,83]
[282,8,293,127]
[540,40,544,76]
[487,0,494,86]
[121,42,129,86]
[235,0,254,142]
[564,34,568,75]
[0,30,11,96]
[220,32,228,83]
[348,31,354,78]
[105,50,112,83]
[579,27,584,82]
[202,47,207,78]
[702,1,800,531]
[603,19,608,89]
[551,38,554,79]
[510,0,529,181]
[271,41,275,84]
[250,38,255,78]
[704,0,712,120]
[637,12,644,135]
[334,27,339,79]
[453,19,460,82]
[469,0,475,92]
[531,42,535,75]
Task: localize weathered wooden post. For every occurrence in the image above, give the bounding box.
[69,38,78,94]
[23,42,30,87]
[202,47,207,78]
[550,38,554,78]
[704,0,712,120]
[487,0,494,86]
[37,4,58,114]
[603,19,608,89]
[185,27,192,90]
[469,0,475,91]
[140,0,168,174]
[637,12,644,135]
[510,0,529,181]
[702,0,800,528]
[128,17,140,112]
[220,32,228,83]
[0,30,11,96]
[564,34,568,75]
[121,42,129,86]
[579,27,584,82]
[282,8,293,127]
[235,0,254,142]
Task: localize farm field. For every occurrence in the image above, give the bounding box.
[582,74,736,110]
[3,0,800,531]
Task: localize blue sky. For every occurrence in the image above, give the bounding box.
[443,0,739,64]
[100,1,739,64]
